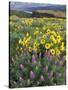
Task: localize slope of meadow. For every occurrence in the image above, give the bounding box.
[9,15,66,88]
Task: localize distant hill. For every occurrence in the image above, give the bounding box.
[10,2,66,12]
[32,10,66,18]
[25,5,66,12]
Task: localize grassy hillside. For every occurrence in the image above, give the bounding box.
[32,10,66,18]
[9,10,66,18]
[9,10,32,18]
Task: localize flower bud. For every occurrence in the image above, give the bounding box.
[20,64,24,70]
[39,52,41,58]
[30,70,35,79]
[32,55,36,63]
[40,75,45,81]
[43,65,48,72]
[48,71,53,79]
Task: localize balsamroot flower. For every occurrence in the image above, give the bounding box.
[32,55,36,63]
[40,75,45,81]
[40,38,45,44]
[50,49,55,55]
[30,70,35,79]
[45,43,51,49]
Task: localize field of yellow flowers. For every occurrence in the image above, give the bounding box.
[9,15,66,88]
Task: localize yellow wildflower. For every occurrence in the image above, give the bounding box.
[19,39,22,44]
[47,29,51,33]
[34,42,39,47]
[55,48,61,56]
[33,46,37,52]
[50,35,54,40]
[57,35,63,43]
[42,35,46,39]
[28,47,32,52]
[40,39,45,44]
[45,43,51,49]
[26,32,29,37]
[40,32,43,34]
[20,47,22,52]
[27,36,31,41]
[54,39,57,44]
[22,41,25,46]
[25,39,28,44]
[50,35,57,44]
[51,31,57,36]
[60,46,65,51]
[46,29,51,35]
[61,42,65,46]
[34,31,39,35]
[50,49,55,55]
[60,42,65,51]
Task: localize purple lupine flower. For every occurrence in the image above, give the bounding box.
[48,71,53,79]
[60,56,66,63]
[43,65,48,72]
[47,51,52,62]
[32,55,36,63]
[48,55,52,62]
[20,64,24,70]
[47,51,50,56]
[30,70,35,79]
[40,75,45,81]
[39,52,42,58]
[44,50,48,57]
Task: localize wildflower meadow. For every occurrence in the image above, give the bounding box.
[9,2,66,88]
